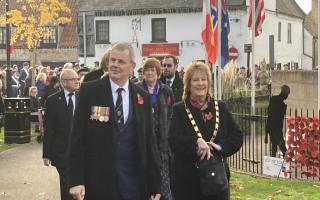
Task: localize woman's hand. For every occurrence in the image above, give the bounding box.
[207,141,222,151]
[196,138,211,160]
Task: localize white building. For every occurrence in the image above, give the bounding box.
[78,0,305,72]
[303,0,318,70]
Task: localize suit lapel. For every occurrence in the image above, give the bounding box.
[130,82,145,148]
[97,76,114,107]
[130,82,142,125]
[58,90,67,109]
[96,76,115,130]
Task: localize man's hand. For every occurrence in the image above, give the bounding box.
[70,185,85,200]
[149,193,161,200]
[43,158,51,166]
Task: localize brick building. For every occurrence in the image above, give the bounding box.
[0,0,78,68]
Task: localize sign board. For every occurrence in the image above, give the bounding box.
[142,43,180,56]
[229,47,239,60]
[244,44,252,53]
[263,156,290,178]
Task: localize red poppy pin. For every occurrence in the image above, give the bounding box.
[137,94,144,105]
[204,112,213,121]
[166,96,172,106]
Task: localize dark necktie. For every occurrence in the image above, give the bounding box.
[115,88,124,128]
[166,80,172,87]
[67,92,74,117]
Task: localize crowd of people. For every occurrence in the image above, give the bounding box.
[234,64,271,92]
[1,42,243,200]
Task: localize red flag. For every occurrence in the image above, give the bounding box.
[9,43,14,55]
[248,0,265,37]
[201,0,218,64]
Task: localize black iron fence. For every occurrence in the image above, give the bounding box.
[227,105,320,181]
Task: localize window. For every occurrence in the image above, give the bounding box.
[40,27,57,48]
[287,23,292,44]
[278,22,281,41]
[152,18,166,42]
[96,20,109,44]
[0,27,6,48]
[78,12,95,57]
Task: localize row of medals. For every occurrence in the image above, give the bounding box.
[91,107,110,122]
[90,107,123,124]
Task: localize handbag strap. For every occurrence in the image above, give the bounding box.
[184,99,219,142]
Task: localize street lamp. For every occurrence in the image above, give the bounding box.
[5,0,11,97]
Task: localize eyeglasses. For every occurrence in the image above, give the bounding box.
[163,63,173,68]
[63,78,79,82]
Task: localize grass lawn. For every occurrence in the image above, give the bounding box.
[230,171,320,200]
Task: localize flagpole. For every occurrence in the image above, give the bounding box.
[213,64,218,99]
[317,0,320,114]
[251,0,257,163]
[218,0,222,100]
[251,0,255,112]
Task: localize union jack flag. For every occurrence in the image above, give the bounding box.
[202,0,229,67]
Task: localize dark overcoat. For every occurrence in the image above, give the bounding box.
[68,76,161,200]
[136,81,174,162]
[266,95,287,142]
[168,100,243,200]
[83,68,104,82]
[160,71,183,103]
[43,90,76,167]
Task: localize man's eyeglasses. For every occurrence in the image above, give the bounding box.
[163,63,173,68]
[63,78,79,82]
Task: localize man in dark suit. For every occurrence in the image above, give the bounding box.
[266,85,290,157]
[43,68,80,200]
[68,42,161,200]
[83,49,111,82]
[19,62,30,96]
[160,55,183,102]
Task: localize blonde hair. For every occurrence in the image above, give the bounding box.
[29,86,37,96]
[101,48,111,71]
[111,42,135,62]
[36,72,47,82]
[182,61,213,100]
[142,57,162,76]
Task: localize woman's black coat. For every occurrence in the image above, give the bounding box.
[168,100,243,200]
[136,81,174,162]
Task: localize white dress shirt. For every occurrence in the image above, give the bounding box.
[64,89,76,115]
[166,75,175,87]
[110,79,129,123]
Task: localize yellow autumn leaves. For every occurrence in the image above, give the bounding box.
[0,0,71,49]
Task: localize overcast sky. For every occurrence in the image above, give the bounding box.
[295,0,311,13]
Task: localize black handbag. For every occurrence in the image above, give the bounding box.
[196,153,228,196]
[185,99,229,196]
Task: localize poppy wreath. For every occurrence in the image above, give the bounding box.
[284,116,320,178]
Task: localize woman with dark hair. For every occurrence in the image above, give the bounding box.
[168,61,243,200]
[136,57,174,200]
[41,76,61,107]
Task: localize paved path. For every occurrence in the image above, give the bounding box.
[0,143,59,200]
